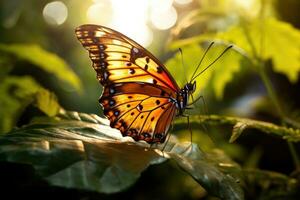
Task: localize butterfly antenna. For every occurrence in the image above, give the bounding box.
[191,45,233,82]
[179,48,189,83]
[190,42,215,82]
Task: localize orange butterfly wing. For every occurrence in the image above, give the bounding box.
[75,24,179,143]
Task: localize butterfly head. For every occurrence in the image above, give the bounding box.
[184,81,196,94]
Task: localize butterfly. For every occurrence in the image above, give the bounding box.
[75,24,231,144]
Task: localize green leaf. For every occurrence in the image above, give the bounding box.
[165,44,245,99]
[0,56,13,79]
[169,18,300,96]
[217,18,300,82]
[230,122,248,143]
[0,76,40,133]
[0,44,82,90]
[165,44,205,89]
[0,111,244,198]
[242,169,298,199]
[209,46,245,99]
[169,147,244,200]
[0,76,61,133]
[260,18,300,82]
[34,88,61,117]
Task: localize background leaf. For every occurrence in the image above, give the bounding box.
[217,18,300,82]
[0,76,61,133]
[34,88,60,117]
[0,43,82,90]
[165,43,245,99]
[169,147,244,200]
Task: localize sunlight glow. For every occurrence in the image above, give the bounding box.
[109,0,153,46]
[150,0,174,12]
[87,0,112,25]
[233,0,260,17]
[234,0,255,9]
[43,1,68,26]
[86,0,179,47]
[174,0,193,5]
[150,6,178,30]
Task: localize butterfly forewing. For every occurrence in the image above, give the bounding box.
[76,24,179,143]
[75,25,179,91]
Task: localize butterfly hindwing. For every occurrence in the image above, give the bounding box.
[75,24,179,143]
[100,82,177,143]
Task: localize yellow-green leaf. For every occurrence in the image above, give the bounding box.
[0,44,82,90]
[0,76,61,133]
[165,44,206,89]
[34,88,61,117]
[218,18,300,82]
[165,44,244,99]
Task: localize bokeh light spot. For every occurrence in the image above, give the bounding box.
[150,0,174,12]
[175,0,193,5]
[151,6,177,30]
[43,1,68,26]
[87,0,112,25]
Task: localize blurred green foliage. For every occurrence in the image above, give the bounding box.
[0,43,81,133]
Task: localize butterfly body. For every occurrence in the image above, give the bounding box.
[76,24,196,144]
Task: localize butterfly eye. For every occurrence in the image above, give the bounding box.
[184,82,196,93]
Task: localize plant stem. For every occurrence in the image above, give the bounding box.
[288,142,300,170]
[175,115,300,142]
[257,65,284,117]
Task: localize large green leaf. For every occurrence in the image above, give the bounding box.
[0,44,81,90]
[169,18,300,98]
[0,76,61,133]
[170,147,244,200]
[217,18,300,82]
[0,111,244,198]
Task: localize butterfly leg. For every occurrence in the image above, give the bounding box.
[189,96,215,144]
[182,114,193,154]
[161,117,175,155]
[188,95,207,109]
[190,95,210,134]
[161,133,171,152]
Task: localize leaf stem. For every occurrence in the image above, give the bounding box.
[175,115,300,142]
[288,142,300,170]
